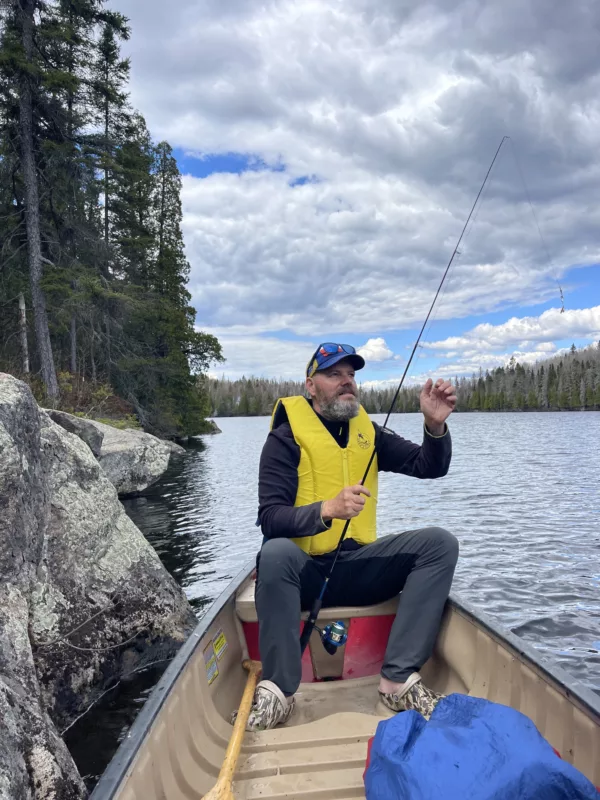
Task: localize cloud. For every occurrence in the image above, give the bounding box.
[360,377,406,391]
[206,332,395,380]
[414,349,572,381]
[360,346,572,389]
[114,0,600,339]
[357,337,394,362]
[410,305,600,378]
[205,332,316,380]
[182,168,598,336]
[424,306,600,351]
[517,341,557,352]
[204,305,599,382]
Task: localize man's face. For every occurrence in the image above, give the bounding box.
[306,359,360,421]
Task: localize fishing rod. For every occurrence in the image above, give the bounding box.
[300,135,509,655]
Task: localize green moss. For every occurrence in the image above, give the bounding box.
[93,415,141,430]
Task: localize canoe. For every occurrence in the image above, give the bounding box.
[91,562,600,799]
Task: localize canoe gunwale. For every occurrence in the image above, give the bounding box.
[89,561,600,799]
[450,593,600,720]
[89,562,255,800]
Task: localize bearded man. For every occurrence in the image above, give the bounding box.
[247,342,458,731]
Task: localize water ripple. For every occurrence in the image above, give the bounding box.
[123,411,600,696]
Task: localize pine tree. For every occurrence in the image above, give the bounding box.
[205,342,600,418]
[89,13,130,275]
[153,140,189,303]
[0,2,223,434]
[35,0,107,377]
[585,369,595,408]
[537,365,547,408]
[9,0,60,399]
[112,111,155,283]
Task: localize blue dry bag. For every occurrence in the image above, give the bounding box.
[364,694,599,800]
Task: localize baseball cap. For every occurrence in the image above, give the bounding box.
[306,342,365,378]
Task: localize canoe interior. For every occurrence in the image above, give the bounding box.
[91,564,600,800]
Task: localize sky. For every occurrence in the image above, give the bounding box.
[114,0,600,385]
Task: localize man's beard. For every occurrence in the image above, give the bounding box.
[318,392,360,421]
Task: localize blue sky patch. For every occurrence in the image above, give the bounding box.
[175,148,285,178]
[289,175,320,187]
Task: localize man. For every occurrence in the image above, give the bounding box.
[246,341,458,731]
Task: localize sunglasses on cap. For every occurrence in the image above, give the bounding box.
[306,342,362,378]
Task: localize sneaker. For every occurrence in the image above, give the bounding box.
[231,680,295,732]
[379,672,443,720]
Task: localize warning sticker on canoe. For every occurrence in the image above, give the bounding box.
[203,643,218,685]
[213,628,228,660]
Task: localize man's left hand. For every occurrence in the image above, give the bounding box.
[420,378,456,432]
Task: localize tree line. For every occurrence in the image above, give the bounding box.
[206,342,600,417]
[0,1,222,436]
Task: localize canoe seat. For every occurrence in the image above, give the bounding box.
[235,578,398,623]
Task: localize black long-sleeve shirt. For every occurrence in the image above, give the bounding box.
[257,403,452,545]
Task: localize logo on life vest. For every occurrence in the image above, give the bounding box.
[357,431,370,449]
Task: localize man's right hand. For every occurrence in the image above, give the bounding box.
[321,484,371,521]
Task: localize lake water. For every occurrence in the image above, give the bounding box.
[67,411,600,789]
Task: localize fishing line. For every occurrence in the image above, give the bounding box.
[414,137,544,390]
[412,144,511,386]
[299,135,510,654]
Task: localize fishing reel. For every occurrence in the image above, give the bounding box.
[316,620,348,656]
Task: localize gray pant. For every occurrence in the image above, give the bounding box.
[255,527,459,696]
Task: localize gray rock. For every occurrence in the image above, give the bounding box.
[164,439,186,455]
[203,419,222,434]
[0,375,87,798]
[0,588,85,800]
[0,374,197,797]
[86,420,182,495]
[45,409,104,457]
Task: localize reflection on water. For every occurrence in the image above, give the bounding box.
[123,444,216,614]
[68,412,600,790]
[122,418,270,610]
[63,665,165,791]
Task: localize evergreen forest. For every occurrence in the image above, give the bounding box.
[2,4,597,436]
[0,1,222,437]
[207,343,600,418]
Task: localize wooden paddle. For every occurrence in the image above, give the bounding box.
[202,658,262,800]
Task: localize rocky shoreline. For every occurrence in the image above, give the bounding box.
[0,373,197,799]
[46,411,186,496]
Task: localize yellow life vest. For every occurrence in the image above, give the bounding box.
[270,396,378,555]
